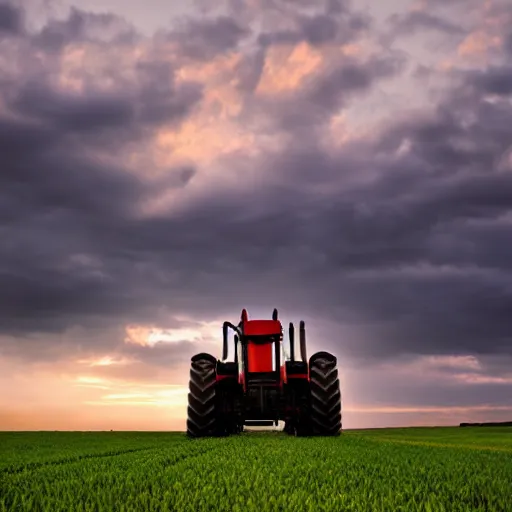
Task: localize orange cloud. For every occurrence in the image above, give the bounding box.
[124,325,154,346]
[154,118,256,168]
[457,31,502,59]
[57,40,152,93]
[141,51,259,183]
[53,35,364,210]
[56,40,253,182]
[255,41,362,97]
[456,0,507,61]
[255,42,323,95]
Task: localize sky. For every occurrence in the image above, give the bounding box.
[0,0,512,431]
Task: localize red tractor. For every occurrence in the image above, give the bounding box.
[186,308,342,437]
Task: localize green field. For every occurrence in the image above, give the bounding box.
[1,427,511,511]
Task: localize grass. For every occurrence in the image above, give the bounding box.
[0,427,511,511]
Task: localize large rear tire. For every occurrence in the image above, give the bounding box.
[309,352,342,436]
[186,354,218,438]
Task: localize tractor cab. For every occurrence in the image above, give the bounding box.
[242,317,282,374]
[222,309,282,383]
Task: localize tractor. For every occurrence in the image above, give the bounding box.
[186,308,342,437]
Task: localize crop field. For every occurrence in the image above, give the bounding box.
[1,426,511,511]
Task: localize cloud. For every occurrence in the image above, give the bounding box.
[255,2,371,48]
[7,62,202,135]
[167,15,250,61]
[0,2,23,35]
[303,54,403,110]
[33,6,137,51]
[505,31,512,55]
[468,66,512,95]
[13,82,135,130]
[388,11,467,37]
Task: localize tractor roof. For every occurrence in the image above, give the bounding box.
[243,319,282,337]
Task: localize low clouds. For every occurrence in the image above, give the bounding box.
[469,66,512,95]
[0,0,512,427]
[388,11,467,37]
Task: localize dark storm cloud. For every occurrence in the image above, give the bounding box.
[1,0,512,378]
[0,2,23,35]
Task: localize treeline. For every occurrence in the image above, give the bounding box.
[460,421,512,427]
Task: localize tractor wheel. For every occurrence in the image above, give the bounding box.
[187,354,218,438]
[309,352,342,436]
